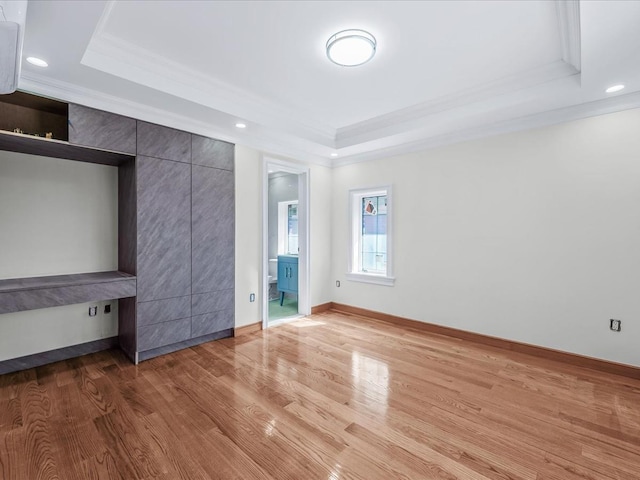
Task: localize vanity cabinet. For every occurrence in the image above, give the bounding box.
[277,255,298,305]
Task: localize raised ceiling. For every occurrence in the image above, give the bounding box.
[16,0,640,166]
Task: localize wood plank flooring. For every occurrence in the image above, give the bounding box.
[1,310,639,479]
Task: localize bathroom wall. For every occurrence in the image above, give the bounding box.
[268,172,299,260]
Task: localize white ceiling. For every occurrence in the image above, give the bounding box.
[15,0,640,166]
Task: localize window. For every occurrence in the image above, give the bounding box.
[347,186,394,286]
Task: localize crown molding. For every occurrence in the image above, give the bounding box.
[332,90,640,167]
[17,72,333,168]
[83,4,335,146]
[335,60,579,148]
[556,0,581,71]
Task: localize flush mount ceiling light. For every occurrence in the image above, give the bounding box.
[235,122,246,129]
[605,84,625,93]
[26,56,48,67]
[330,153,338,157]
[326,29,376,67]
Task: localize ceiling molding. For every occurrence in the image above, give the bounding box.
[556,0,581,72]
[332,90,640,167]
[335,60,579,148]
[17,72,334,168]
[82,29,336,146]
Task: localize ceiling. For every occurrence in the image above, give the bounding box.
[13,0,640,166]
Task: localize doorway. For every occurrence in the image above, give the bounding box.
[262,158,310,328]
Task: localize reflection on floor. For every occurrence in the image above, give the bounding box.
[269,296,298,321]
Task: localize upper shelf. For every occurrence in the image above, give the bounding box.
[0,130,134,166]
[0,271,137,314]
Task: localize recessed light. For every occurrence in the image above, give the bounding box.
[26,57,48,68]
[605,84,625,93]
[326,29,376,67]
[235,123,247,129]
[330,153,338,157]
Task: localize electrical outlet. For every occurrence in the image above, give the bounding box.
[336,280,341,287]
[104,304,111,314]
[249,293,256,302]
[89,306,97,317]
[610,319,622,332]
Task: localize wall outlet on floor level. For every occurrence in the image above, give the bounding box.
[249,293,255,302]
[89,306,98,317]
[336,280,340,287]
[610,319,622,332]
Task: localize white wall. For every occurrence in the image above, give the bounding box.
[234,146,332,328]
[331,109,640,367]
[0,151,118,361]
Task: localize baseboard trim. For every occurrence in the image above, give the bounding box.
[330,303,640,380]
[0,336,119,375]
[233,321,262,337]
[311,302,332,314]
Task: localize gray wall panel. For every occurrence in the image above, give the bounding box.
[191,289,234,316]
[191,135,234,170]
[138,296,191,327]
[138,317,191,352]
[191,308,234,338]
[136,156,191,302]
[137,121,191,163]
[192,165,235,295]
[68,104,136,154]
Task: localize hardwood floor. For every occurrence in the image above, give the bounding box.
[1,310,639,479]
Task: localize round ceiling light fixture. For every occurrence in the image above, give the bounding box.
[326,29,376,67]
[605,84,625,93]
[26,56,48,68]
[235,122,247,129]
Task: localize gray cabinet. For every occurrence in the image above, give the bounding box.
[68,104,136,154]
[192,135,234,170]
[137,121,191,163]
[136,156,191,302]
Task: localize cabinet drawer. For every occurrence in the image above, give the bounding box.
[191,290,233,316]
[191,308,234,338]
[137,296,191,327]
[138,317,191,351]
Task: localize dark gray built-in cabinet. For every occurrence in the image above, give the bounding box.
[68,105,236,363]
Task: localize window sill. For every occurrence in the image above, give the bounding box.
[346,272,395,286]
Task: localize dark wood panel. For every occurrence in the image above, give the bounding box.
[0,130,133,166]
[191,308,234,338]
[118,297,137,363]
[0,336,117,375]
[137,296,191,327]
[191,135,234,170]
[118,158,137,275]
[0,271,135,293]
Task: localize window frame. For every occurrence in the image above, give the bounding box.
[346,185,395,286]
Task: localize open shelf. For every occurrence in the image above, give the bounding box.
[0,271,136,314]
[0,91,69,141]
[0,130,134,166]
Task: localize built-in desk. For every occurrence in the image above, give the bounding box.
[0,271,137,314]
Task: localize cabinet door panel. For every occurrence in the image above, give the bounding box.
[192,135,234,170]
[191,309,234,338]
[137,121,191,163]
[138,317,191,351]
[192,165,235,294]
[68,104,136,154]
[191,290,234,316]
[137,295,191,327]
[137,156,191,301]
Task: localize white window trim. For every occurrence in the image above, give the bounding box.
[347,185,395,287]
